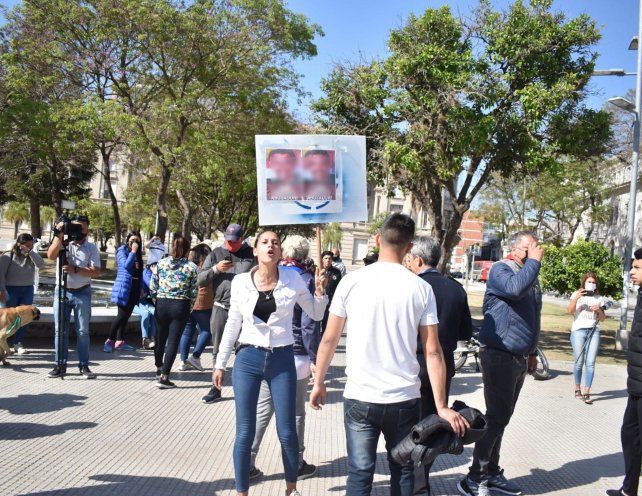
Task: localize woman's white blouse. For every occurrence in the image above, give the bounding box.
[214,267,328,370]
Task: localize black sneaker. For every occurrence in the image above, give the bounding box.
[606,491,628,496]
[249,466,263,480]
[156,377,176,389]
[202,386,222,403]
[48,365,67,378]
[298,460,317,480]
[79,365,96,379]
[142,338,152,350]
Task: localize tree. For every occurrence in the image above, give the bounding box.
[478,157,613,246]
[540,241,622,298]
[75,198,116,251]
[323,223,342,250]
[3,202,29,238]
[99,0,320,240]
[313,0,611,270]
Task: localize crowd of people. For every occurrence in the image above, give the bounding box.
[5,212,642,496]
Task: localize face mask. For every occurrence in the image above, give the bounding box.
[585,282,597,292]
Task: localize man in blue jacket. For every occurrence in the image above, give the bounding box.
[458,231,543,496]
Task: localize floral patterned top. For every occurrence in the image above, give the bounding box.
[150,257,198,301]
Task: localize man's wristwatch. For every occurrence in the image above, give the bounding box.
[74,266,79,274]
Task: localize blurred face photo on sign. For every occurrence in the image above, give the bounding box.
[302,149,336,201]
[266,148,302,200]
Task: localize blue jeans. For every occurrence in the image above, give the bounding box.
[344,397,420,496]
[134,301,156,339]
[53,286,91,366]
[4,285,35,343]
[178,309,212,361]
[571,327,600,389]
[232,345,298,492]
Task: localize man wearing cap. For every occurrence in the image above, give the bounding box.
[199,223,256,403]
[47,215,102,379]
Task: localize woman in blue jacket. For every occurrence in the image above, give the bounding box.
[105,232,143,352]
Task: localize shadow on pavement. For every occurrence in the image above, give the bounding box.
[1,421,97,441]
[509,452,623,495]
[0,393,87,415]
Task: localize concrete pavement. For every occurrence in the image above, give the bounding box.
[0,335,629,496]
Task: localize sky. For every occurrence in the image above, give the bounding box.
[1,0,640,119]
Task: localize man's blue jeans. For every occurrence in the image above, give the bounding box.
[53,286,91,366]
[232,345,298,493]
[134,301,156,340]
[179,308,212,361]
[344,397,420,496]
[4,285,35,343]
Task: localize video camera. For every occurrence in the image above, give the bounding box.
[52,200,85,242]
[54,213,85,242]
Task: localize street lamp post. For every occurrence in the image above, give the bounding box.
[606,22,642,349]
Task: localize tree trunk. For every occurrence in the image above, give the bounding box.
[14,221,19,239]
[439,208,464,273]
[100,154,123,246]
[29,196,42,239]
[176,189,192,239]
[155,165,172,241]
[49,159,63,216]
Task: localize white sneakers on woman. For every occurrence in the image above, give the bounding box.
[13,343,27,355]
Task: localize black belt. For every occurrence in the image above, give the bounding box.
[67,284,90,293]
[236,344,291,353]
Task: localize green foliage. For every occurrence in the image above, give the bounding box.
[2,202,29,238]
[540,241,622,298]
[312,1,610,268]
[75,199,116,251]
[323,223,342,250]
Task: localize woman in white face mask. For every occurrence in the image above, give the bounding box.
[568,273,606,404]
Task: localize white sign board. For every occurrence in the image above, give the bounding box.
[255,134,367,226]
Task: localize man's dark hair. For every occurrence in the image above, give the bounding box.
[635,248,642,260]
[380,213,415,247]
[321,250,334,260]
[305,149,331,161]
[73,215,90,225]
[268,148,296,160]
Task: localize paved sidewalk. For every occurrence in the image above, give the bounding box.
[0,336,629,496]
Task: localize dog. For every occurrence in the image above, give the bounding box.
[0,305,40,366]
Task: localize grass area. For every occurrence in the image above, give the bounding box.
[467,291,628,365]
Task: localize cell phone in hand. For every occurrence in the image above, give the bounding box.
[584,290,594,297]
[224,255,232,262]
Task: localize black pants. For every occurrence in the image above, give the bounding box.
[469,347,527,482]
[622,394,642,495]
[210,305,229,364]
[109,282,140,342]
[414,356,453,495]
[154,298,190,376]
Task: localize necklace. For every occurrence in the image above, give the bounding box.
[260,288,275,300]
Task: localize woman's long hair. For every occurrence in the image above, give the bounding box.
[11,233,34,261]
[125,232,143,263]
[580,272,600,295]
[190,243,211,268]
[171,233,190,260]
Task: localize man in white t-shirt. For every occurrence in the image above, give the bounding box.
[311,213,468,496]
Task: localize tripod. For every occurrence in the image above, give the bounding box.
[55,241,69,379]
[574,318,600,375]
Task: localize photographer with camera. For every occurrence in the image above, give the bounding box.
[0,233,45,355]
[47,215,101,379]
[568,272,606,405]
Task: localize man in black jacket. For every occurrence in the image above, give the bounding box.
[199,224,256,403]
[407,236,473,495]
[607,248,642,496]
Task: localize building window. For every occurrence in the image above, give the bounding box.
[389,204,403,214]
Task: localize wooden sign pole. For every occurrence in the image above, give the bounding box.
[316,226,322,268]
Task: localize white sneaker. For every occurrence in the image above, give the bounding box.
[178,361,193,372]
[187,355,203,371]
[14,343,28,355]
[286,491,301,496]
